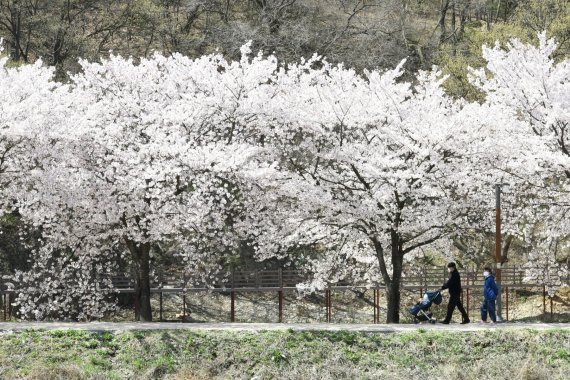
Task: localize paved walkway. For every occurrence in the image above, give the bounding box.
[0,322,568,333]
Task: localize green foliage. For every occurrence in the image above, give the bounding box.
[0,329,568,378]
[438,0,570,100]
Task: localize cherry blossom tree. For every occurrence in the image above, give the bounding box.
[470,33,570,290]
[0,41,63,213]
[239,54,498,322]
[0,42,87,319]
[6,33,569,323]
[14,44,283,321]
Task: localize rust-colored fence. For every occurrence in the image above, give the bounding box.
[1,267,568,322]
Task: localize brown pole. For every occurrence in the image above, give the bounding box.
[182,294,186,321]
[550,297,553,320]
[495,205,502,282]
[495,184,505,321]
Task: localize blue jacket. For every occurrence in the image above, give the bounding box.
[484,275,499,301]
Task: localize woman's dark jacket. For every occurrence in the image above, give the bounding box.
[441,270,462,297]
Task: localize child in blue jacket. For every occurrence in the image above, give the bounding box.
[481,266,499,324]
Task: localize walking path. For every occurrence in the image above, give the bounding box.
[0,321,568,333]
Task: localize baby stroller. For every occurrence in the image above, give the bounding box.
[409,290,442,324]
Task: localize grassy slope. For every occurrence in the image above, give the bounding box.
[0,329,568,379]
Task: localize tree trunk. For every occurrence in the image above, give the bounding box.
[399,0,409,48]
[386,229,404,323]
[386,281,401,323]
[501,234,514,264]
[9,0,22,61]
[460,1,468,38]
[125,239,152,321]
[439,0,450,44]
[451,0,457,55]
[495,0,502,23]
[373,229,405,323]
[451,1,456,34]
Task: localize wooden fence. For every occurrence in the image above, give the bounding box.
[1,266,568,322]
[106,266,533,292]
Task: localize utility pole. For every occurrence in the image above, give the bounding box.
[495,183,508,321]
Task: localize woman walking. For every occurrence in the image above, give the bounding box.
[481,266,499,324]
[440,262,470,324]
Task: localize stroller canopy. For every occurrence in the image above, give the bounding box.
[424,290,442,305]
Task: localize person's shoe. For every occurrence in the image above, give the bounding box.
[440,321,450,324]
[461,318,470,324]
[480,320,488,324]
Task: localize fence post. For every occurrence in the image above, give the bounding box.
[513,288,516,321]
[158,270,163,322]
[505,286,509,321]
[231,290,236,322]
[7,293,11,320]
[133,292,139,321]
[231,269,236,322]
[325,289,332,323]
[325,289,329,323]
[373,289,377,324]
[278,290,283,323]
[159,292,163,322]
[375,289,380,324]
[255,269,260,289]
[543,286,546,317]
[278,268,283,323]
[376,289,380,324]
[372,289,375,324]
[182,272,188,322]
[466,288,470,320]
